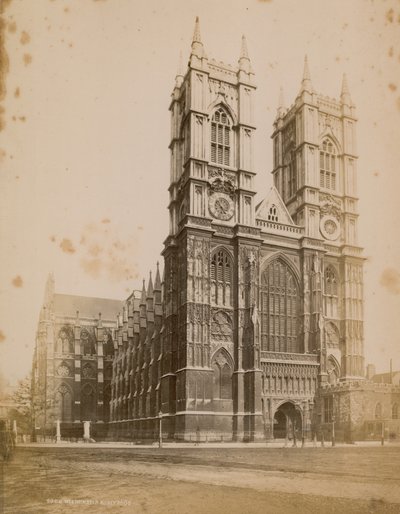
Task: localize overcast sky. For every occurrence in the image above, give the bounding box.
[1,0,400,385]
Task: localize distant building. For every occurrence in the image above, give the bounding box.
[31,274,122,438]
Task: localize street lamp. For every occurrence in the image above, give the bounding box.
[331,394,336,447]
[158,411,163,448]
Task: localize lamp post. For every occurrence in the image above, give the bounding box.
[331,394,336,447]
[158,411,163,448]
[381,419,385,446]
[292,419,297,448]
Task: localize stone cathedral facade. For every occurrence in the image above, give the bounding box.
[109,19,369,443]
[33,19,400,442]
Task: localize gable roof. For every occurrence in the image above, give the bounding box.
[54,294,122,322]
[255,186,295,225]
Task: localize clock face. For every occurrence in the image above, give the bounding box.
[209,194,234,221]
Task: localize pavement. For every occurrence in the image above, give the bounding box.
[17,439,400,449]
[3,445,400,513]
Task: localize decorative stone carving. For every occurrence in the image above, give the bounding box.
[320,194,341,221]
[211,311,233,341]
[208,168,236,197]
[56,363,70,377]
[325,322,340,348]
[82,362,95,379]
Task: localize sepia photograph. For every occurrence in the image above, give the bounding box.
[0,0,400,512]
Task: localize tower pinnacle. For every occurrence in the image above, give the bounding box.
[340,73,352,106]
[191,16,204,58]
[240,35,249,60]
[299,55,313,94]
[44,272,55,307]
[277,86,285,117]
[140,279,146,305]
[147,271,154,297]
[238,35,252,74]
[154,262,162,291]
[174,51,184,88]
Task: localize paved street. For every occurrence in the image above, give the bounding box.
[2,445,400,513]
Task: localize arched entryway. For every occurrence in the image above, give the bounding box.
[273,402,302,440]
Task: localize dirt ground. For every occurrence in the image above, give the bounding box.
[2,446,400,514]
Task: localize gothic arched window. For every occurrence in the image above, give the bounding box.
[56,384,73,422]
[392,403,398,420]
[210,249,232,307]
[210,108,231,166]
[320,138,337,190]
[81,384,96,422]
[212,350,232,400]
[57,326,74,354]
[81,329,96,356]
[375,403,382,419]
[260,259,300,353]
[103,332,114,357]
[324,266,339,318]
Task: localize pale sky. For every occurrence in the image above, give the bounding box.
[1,0,400,385]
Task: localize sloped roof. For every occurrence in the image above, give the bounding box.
[54,294,122,321]
[256,186,295,225]
[371,371,400,384]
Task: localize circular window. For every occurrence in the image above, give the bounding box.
[320,215,340,241]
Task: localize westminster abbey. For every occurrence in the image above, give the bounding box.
[32,19,400,442]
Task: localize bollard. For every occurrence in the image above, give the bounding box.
[55,420,61,443]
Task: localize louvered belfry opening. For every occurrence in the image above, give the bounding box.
[210,108,231,166]
[211,250,232,307]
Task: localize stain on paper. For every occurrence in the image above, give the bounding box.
[12,275,23,287]
[20,30,30,45]
[60,238,76,254]
[380,268,400,295]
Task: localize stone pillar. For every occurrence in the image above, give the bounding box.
[55,419,61,443]
[83,420,91,440]
[12,420,17,446]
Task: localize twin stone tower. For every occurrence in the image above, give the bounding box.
[34,18,373,443]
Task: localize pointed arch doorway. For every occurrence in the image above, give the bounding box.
[273,402,302,440]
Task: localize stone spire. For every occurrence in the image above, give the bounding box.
[140,279,146,305]
[238,35,251,74]
[43,272,55,308]
[139,279,147,326]
[154,262,162,306]
[277,86,286,117]
[240,34,249,60]
[299,55,313,94]
[154,262,162,291]
[191,16,204,59]
[174,51,184,88]
[340,73,352,106]
[147,271,154,298]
